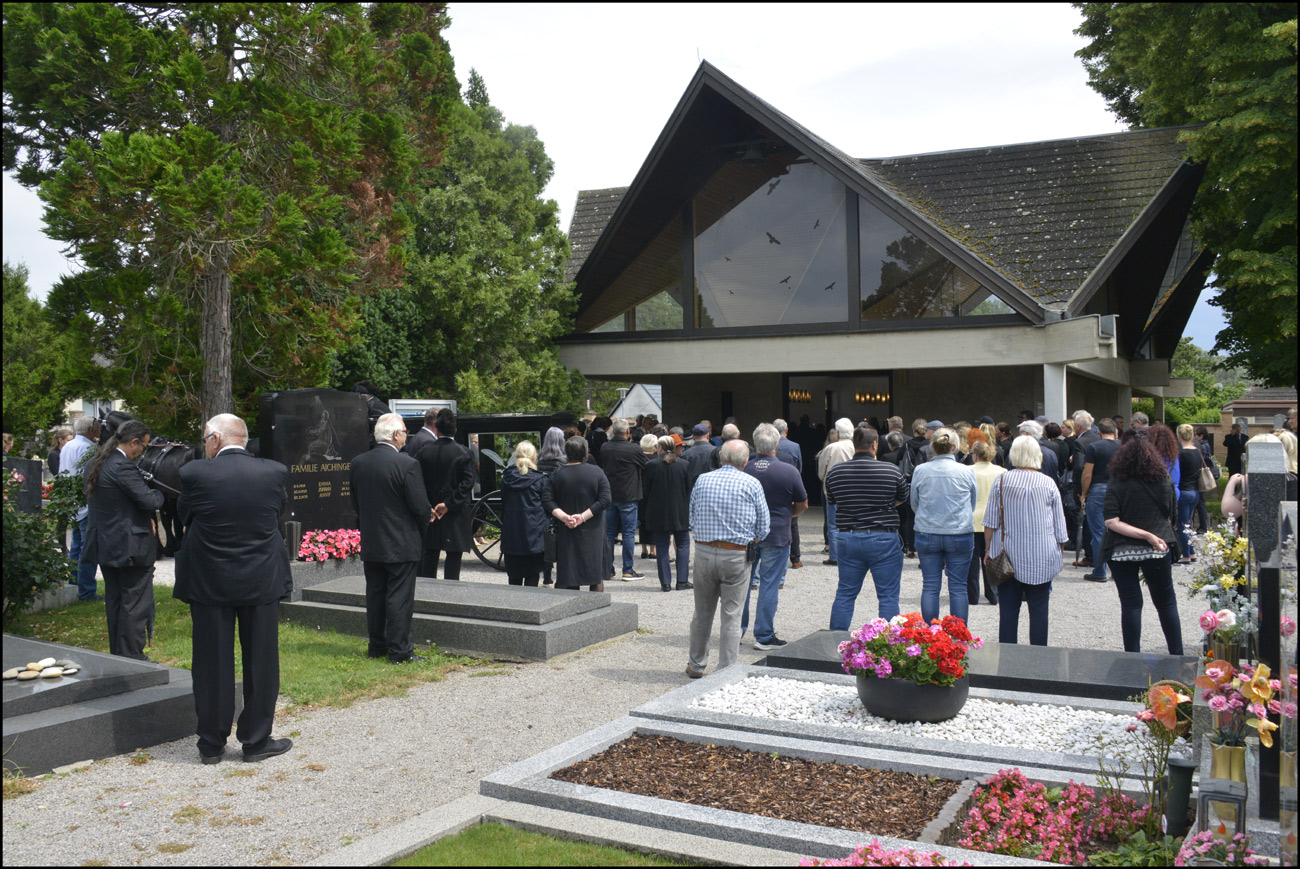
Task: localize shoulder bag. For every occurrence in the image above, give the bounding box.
[985,477,1016,587]
[1195,449,1217,493]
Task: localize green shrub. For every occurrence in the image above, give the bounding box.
[2,467,72,626]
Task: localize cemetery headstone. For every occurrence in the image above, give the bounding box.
[3,457,44,513]
[258,388,370,534]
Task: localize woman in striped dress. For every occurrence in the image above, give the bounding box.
[982,436,1069,646]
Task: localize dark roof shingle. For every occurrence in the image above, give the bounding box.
[566,188,625,283]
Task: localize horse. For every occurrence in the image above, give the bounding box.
[139,441,201,556]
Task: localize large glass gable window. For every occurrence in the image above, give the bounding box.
[859,198,1011,320]
[578,211,684,333]
[694,155,848,329]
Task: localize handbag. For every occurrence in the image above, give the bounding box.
[1196,449,1217,493]
[984,478,1015,587]
[1110,542,1164,562]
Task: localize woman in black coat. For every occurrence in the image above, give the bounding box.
[500,441,552,587]
[1102,437,1183,655]
[642,435,692,592]
[542,436,612,591]
[536,427,567,585]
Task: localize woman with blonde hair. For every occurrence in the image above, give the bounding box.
[500,441,552,587]
[967,440,1005,605]
[983,436,1068,646]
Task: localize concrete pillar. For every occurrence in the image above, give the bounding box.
[1153,396,1166,423]
[1042,363,1067,424]
[1117,385,1133,420]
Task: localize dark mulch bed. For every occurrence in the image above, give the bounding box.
[549,734,959,839]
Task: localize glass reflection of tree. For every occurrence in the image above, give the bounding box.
[863,233,980,320]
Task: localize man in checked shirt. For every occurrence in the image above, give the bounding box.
[685,439,770,678]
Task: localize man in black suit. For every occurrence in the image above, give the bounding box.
[415,408,476,580]
[175,414,294,764]
[403,406,439,457]
[350,413,432,663]
[82,420,165,660]
[1223,422,1247,477]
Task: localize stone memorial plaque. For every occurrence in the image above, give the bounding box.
[259,389,370,533]
[2,457,43,514]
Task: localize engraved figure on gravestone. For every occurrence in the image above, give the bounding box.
[304,395,343,461]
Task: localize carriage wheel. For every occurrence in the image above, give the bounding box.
[471,490,506,571]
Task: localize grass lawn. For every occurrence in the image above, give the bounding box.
[391,821,698,867]
[6,582,479,712]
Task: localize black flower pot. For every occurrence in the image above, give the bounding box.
[856,674,970,723]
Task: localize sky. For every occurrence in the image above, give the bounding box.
[1,2,1228,349]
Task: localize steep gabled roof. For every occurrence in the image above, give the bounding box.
[862,127,1197,308]
[566,62,1200,328]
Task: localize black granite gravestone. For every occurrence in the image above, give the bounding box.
[258,389,370,533]
[3,457,43,513]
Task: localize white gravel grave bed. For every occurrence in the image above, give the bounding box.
[690,675,1151,764]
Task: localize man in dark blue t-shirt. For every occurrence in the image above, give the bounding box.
[1081,418,1121,581]
[741,423,808,650]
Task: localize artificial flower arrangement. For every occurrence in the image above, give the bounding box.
[1196,660,1296,748]
[800,840,968,866]
[297,528,361,562]
[839,613,981,687]
[1188,521,1249,598]
[1198,593,1255,647]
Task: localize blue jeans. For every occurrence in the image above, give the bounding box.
[606,501,638,574]
[1086,484,1108,578]
[998,578,1052,646]
[741,543,790,643]
[916,531,973,623]
[653,530,690,588]
[70,515,99,599]
[1176,489,1198,558]
[826,502,838,562]
[829,530,904,629]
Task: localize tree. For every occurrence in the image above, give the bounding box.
[2,261,75,436]
[3,3,458,431]
[1163,337,1250,424]
[332,70,582,413]
[1074,3,1298,387]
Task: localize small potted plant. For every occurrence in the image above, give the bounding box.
[839,613,981,723]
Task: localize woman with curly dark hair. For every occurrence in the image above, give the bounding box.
[1147,423,1181,488]
[1101,437,1183,655]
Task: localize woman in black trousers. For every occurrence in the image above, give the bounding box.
[642,435,692,592]
[1102,437,1183,655]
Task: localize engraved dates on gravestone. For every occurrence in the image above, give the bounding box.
[259,389,369,533]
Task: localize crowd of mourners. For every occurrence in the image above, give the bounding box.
[487,408,1299,678]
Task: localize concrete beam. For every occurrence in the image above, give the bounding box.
[559,316,1117,380]
[1131,359,1172,387]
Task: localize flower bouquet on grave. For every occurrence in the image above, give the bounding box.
[297,528,361,562]
[1198,592,1255,663]
[1174,830,1269,866]
[1188,520,1249,600]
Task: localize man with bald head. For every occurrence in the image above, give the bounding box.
[175,413,294,764]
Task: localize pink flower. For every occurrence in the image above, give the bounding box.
[1282,615,1297,638]
[1200,611,1220,632]
[1209,695,1229,712]
[1215,609,1236,629]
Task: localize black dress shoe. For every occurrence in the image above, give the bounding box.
[676,582,693,590]
[390,654,427,665]
[243,738,292,762]
[661,585,672,592]
[200,752,223,765]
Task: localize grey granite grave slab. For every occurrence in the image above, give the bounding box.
[629,665,1150,781]
[302,576,610,625]
[3,635,168,718]
[480,715,1056,865]
[3,636,205,776]
[280,599,638,661]
[764,629,1199,700]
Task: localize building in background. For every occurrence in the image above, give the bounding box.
[559,63,1203,429]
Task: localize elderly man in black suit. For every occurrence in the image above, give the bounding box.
[175,413,294,764]
[350,412,433,663]
[415,408,477,580]
[82,419,165,660]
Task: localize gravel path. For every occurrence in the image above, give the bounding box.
[5,509,1208,866]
